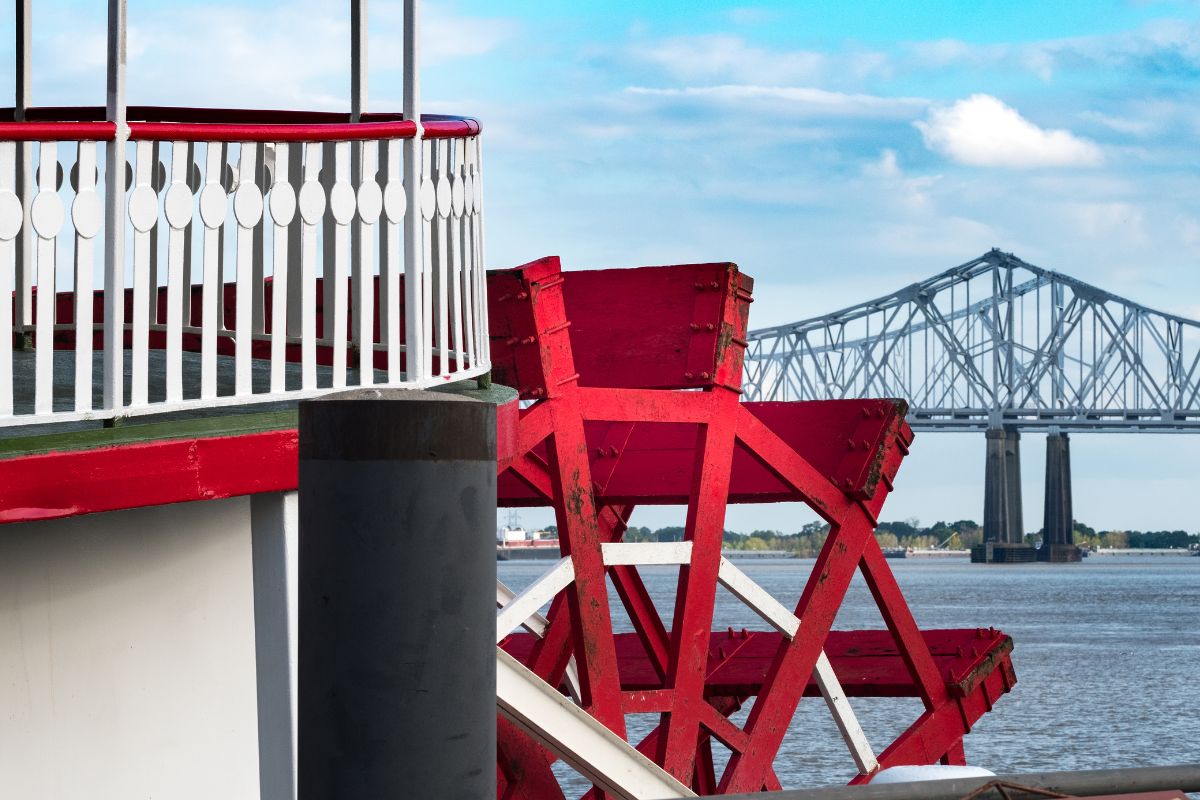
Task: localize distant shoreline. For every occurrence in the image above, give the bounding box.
[1091,548,1196,556]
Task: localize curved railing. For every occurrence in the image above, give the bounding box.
[0,106,487,426]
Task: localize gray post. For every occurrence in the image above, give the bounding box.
[298,389,497,799]
[1038,430,1081,562]
[1003,427,1023,543]
[976,427,1034,563]
[982,427,1010,544]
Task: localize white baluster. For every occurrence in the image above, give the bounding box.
[404,134,426,385]
[0,141,19,415]
[457,140,475,372]
[163,140,192,403]
[381,139,404,382]
[320,141,336,349]
[268,142,295,394]
[433,138,450,377]
[252,143,267,336]
[473,136,488,367]
[199,142,228,399]
[329,141,353,388]
[15,140,33,335]
[32,141,62,414]
[420,138,435,381]
[234,142,263,396]
[448,140,466,374]
[285,143,303,339]
[73,141,102,411]
[298,143,325,390]
[147,141,162,329]
[128,139,158,407]
[355,140,381,385]
[180,142,196,330]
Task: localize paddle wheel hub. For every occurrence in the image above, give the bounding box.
[489,257,1016,797]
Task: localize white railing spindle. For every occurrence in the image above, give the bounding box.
[129,139,156,406]
[73,141,100,411]
[475,137,487,363]
[268,142,294,394]
[163,140,189,404]
[0,141,17,415]
[355,140,380,385]
[420,138,434,380]
[251,143,267,337]
[299,142,324,391]
[233,142,262,396]
[448,140,465,374]
[329,141,353,389]
[199,142,226,399]
[456,140,475,371]
[381,139,403,382]
[32,141,59,414]
[433,138,449,376]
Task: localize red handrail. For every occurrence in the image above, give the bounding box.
[0,106,480,142]
[0,121,116,141]
[127,119,420,143]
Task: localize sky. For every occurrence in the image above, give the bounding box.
[3,0,1200,533]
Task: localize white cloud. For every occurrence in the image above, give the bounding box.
[625,85,926,118]
[908,38,1005,69]
[727,7,775,26]
[373,2,518,66]
[863,148,902,178]
[915,94,1104,168]
[905,20,1200,83]
[634,35,826,84]
[1062,201,1147,243]
[27,0,515,110]
[1080,110,1156,137]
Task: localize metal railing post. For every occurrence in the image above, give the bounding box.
[14,0,33,337]
[351,0,367,123]
[402,0,424,382]
[350,0,367,370]
[103,0,128,414]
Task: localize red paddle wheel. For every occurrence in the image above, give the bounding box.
[489,258,1015,797]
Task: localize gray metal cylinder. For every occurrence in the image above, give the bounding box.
[298,389,496,800]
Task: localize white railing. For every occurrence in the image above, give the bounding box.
[0,108,488,426]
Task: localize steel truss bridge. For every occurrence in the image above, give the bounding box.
[744,249,1200,432]
[743,250,1200,558]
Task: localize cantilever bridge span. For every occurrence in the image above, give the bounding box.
[744,249,1200,560]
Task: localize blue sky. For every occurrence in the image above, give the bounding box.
[4,1,1200,532]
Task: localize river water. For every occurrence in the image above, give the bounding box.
[498,554,1200,793]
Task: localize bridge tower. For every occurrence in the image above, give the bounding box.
[1039,431,1082,562]
[974,427,1036,563]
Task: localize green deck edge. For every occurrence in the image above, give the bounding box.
[0,410,301,460]
[0,380,518,461]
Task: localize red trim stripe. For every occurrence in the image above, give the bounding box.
[0,430,299,524]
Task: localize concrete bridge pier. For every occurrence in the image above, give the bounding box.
[1039,430,1082,562]
[973,426,1036,563]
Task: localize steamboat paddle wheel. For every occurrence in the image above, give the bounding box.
[488,257,1016,797]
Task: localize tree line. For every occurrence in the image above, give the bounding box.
[542,519,1200,554]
